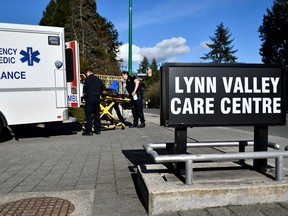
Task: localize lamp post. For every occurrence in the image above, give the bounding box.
[128,0,132,75]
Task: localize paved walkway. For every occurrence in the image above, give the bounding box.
[0,109,287,215]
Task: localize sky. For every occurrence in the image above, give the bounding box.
[0,0,274,71]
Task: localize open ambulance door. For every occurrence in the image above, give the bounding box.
[65,41,81,108]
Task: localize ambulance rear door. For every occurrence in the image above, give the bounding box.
[65,40,80,108]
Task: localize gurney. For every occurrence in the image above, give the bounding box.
[82,89,132,131]
[100,89,132,130]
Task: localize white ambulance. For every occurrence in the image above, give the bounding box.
[0,23,81,138]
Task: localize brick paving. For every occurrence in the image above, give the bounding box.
[0,110,287,215]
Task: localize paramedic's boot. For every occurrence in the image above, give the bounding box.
[82,132,93,136]
[138,122,145,128]
[129,124,138,128]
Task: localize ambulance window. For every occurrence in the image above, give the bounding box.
[48,36,60,45]
[65,48,74,82]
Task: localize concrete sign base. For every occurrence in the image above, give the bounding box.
[137,163,288,215]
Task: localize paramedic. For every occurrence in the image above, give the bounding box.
[108,80,125,122]
[82,68,105,135]
[121,71,145,128]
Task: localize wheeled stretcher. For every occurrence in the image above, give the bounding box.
[100,91,132,130]
[82,89,132,131]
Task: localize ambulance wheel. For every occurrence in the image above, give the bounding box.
[121,126,125,130]
[0,121,2,139]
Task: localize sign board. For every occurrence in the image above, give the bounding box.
[160,63,286,127]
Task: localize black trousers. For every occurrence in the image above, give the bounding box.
[85,96,101,133]
[113,102,124,121]
[131,95,145,126]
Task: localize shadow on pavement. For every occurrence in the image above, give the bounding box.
[122,149,172,212]
[1,122,82,142]
[122,149,155,167]
[122,149,155,212]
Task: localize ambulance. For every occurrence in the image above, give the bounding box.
[0,23,81,138]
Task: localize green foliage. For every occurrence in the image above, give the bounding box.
[138,56,149,73]
[39,0,58,26]
[138,57,152,92]
[40,0,70,27]
[137,57,161,108]
[143,80,160,108]
[69,108,85,122]
[80,56,90,73]
[259,0,288,68]
[150,58,160,82]
[201,22,238,63]
[40,0,122,75]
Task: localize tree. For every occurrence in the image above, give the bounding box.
[137,57,151,92]
[138,56,149,73]
[137,57,161,107]
[144,58,160,108]
[40,0,122,75]
[39,0,70,29]
[201,22,238,63]
[150,58,160,82]
[259,0,288,68]
[144,80,160,108]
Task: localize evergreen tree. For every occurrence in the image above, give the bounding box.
[40,0,122,75]
[138,56,149,73]
[150,58,159,82]
[39,0,69,28]
[39,0,58,26]
[136,57,161,107]
[93,17,121,74]
[259,0,288,68]
[144,58,160,108]
[137,56,150,92]
[201,22,238,63]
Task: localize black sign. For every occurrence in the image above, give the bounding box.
[160,63,286,127]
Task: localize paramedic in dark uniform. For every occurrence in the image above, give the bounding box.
[82,68,105,135]
[121,71,145,128]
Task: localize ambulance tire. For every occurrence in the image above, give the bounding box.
[0,121,3,139]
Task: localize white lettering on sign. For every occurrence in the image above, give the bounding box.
[175,77,183,93]
[220,97,281,114]
[172,76,282,115]
[222,77,279,93]
[175,76,216,94]
[171,97,214,114]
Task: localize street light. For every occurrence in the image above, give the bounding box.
[128,0,132,75]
